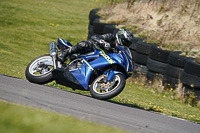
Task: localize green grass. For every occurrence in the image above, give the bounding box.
[0,0,199,128]
[0,0,101,78]
[0,100,128,133]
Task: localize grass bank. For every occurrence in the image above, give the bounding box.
[0,100,128,133]
[0,0,102,78]
[100,0,200,57]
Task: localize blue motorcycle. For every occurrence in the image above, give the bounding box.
[25,38,133,100]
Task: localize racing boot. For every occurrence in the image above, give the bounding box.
[58,49,69,63]
[58,40,93,63]
[58,46,79,63]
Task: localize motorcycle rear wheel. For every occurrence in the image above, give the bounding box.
[25,54,54,84]
[90,74,125,100]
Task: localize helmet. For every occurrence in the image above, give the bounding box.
[116,29,134,47]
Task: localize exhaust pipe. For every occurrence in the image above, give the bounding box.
[50,42,58,69]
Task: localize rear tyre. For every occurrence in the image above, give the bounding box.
[25,54,54,84]
[90,74,125,100]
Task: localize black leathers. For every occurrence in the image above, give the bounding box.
[59,33,117,62]
[91,33,116,49]
[75,33,117,54]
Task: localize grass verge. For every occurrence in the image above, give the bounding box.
[0,100,128,133]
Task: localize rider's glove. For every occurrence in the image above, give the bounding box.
[103,42,111,51]
[99,40,111,51]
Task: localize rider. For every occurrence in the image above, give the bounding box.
[58,29,134,63]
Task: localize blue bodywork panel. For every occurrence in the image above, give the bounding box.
[57,38,73,48]
[70,46,133,90]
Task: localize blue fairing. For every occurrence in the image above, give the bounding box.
[71,46,133,90]
[70,62,93,89]
[57,38,73,48]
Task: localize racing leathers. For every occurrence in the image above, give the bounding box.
[58,33,118,63]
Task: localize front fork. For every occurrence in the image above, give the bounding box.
[104,70,125,82]
[50,41,58,69]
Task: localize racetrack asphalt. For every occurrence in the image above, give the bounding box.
[0,74,199,133]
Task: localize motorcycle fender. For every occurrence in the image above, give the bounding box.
[105,70,125,82]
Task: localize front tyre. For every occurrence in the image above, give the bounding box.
[25,54,54,84]
[90,74,126,100]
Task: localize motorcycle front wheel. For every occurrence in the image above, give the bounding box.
[90,73,126,100]
[25,54,54,84]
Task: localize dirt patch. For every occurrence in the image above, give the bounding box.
[99,0,200,57]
